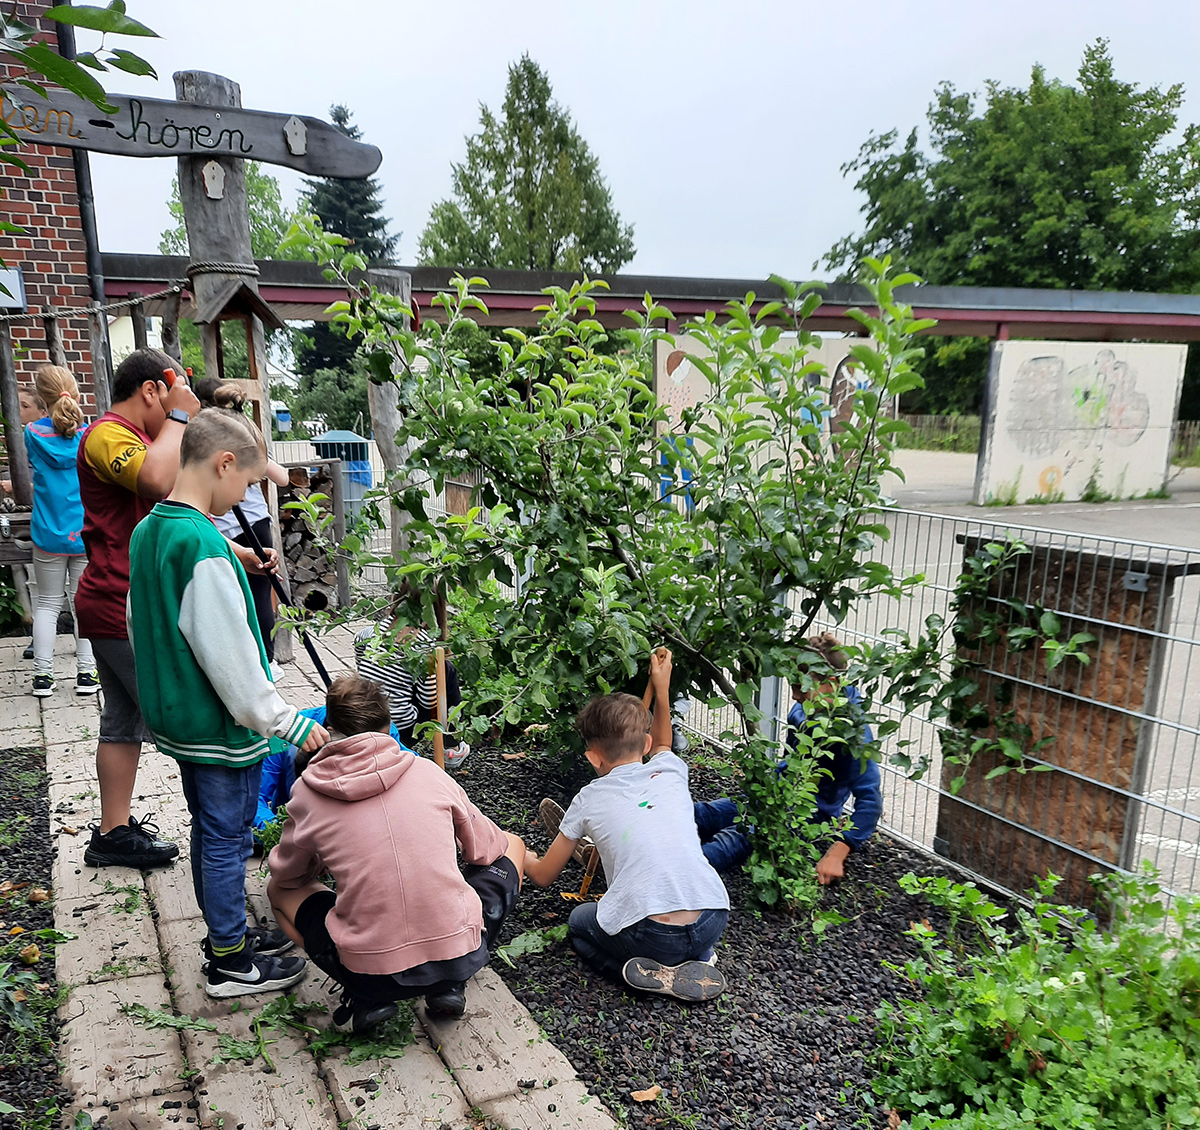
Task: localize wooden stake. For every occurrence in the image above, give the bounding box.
[0,325,32,508]
[432,645,448,770]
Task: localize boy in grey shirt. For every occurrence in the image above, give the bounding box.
[524,650,729,1002]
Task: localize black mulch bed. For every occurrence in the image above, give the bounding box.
[0,746,71,1130]
[459,741,977,1130]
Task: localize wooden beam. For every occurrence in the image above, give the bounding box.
[160,291,182,364]
[42,313,68,368]
[1,85,382,178]
[0,326,32,507]
[87,302,112,414]
[130,298,148,350]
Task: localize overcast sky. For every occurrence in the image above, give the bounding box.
[84,0,1199,281]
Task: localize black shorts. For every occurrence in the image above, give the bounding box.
[295,854,520,1006]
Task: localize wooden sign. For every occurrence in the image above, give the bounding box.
[1,85,382,178]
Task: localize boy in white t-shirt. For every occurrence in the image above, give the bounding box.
[524,650,729,1002]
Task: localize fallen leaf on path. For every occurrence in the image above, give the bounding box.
[19,943,40,965]
[887,1109,902,1130]
[631,1085,662,1103]
[501,751,527,761]
[61,826,79,836]
[0,881,11,894]
[12,990,26,1003]
[8,926,25,936]
[34,982,48,991]
[28,887,49,903]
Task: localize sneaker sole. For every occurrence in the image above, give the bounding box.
[75,685,101,696]
[622,957,726,1002]
[537,798,598,867]
[205,966,306,999]
[32,686,55,698]
[83,846,180,869]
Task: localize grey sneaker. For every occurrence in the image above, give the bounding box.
[622,957,726,1002]
[538,798,597,867]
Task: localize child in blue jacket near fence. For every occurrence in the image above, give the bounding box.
[693,632,883,885]
[254,707,410,830]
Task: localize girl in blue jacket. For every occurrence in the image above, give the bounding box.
[25,365,97,697]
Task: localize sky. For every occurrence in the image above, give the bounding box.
[83,0,1200,282]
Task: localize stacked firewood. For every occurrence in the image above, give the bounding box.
[279,465,340,611]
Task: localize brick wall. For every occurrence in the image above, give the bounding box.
[1,3,99,411]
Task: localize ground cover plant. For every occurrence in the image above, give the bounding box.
[0,748,71,1129]
[874,868,1200,1129]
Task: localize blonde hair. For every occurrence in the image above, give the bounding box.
[180,407,267,470]
[34,365,83,439]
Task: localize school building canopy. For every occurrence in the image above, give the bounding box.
[101,253,1200,342]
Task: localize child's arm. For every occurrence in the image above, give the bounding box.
[523,834,579,888]
[267,805,322,889]
[265,459,289,488]
[816,756,882,885]
[176,555,328,750]
[449,782,509,867]
[648,647,673,755]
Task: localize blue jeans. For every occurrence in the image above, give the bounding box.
[178,760,262,953]
[694,798,751,874]
[568,901,729,982]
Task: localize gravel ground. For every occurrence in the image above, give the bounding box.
[458,742,974,1130]
[0,746,71,1129]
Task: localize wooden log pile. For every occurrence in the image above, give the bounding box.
[279,465,340,612]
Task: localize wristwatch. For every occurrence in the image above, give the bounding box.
[166,408,191,426]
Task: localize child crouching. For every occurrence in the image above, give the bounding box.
[267,676,525,1033]
[524,649,729,1003]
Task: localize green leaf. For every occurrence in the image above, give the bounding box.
[44,3,158,36]
[106,48,156,78]
[1039,610,1060,637]
[11,42,118,113]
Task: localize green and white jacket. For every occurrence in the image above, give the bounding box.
[127,501,316,767]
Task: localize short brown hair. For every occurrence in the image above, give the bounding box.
[325,675,391,736]
[795,632,848,680]
[180,407,266,469]
[576,693,650,762]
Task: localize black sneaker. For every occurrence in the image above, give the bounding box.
[22,640,33,660]
[75,670,101,696]
[622,956,726,1002]
[83,814,180,869]
[423,980,467,1019]
[206,947,307,999]
[332,994,398,1035]
[201,926,295,971]
[32,674,55,698]
[57,608,74,635]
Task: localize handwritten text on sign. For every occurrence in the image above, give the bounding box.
[0,87,381,179]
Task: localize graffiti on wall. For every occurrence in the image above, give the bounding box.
[975,341,1185,506]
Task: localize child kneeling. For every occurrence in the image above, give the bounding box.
[268,676,524,1033]
[524,649,729,1003]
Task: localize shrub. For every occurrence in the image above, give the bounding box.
[874,867,1200,1129]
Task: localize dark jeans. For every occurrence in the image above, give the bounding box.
[568,901,728,982]
[233,518,275,662]
[178,759,262,952]
[397,660,462,746]
[694,798,751,874]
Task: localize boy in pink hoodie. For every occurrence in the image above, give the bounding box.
[268,675,524,1032]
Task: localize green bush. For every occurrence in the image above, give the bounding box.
[874,867,1200,1129]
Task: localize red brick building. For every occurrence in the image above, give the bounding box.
[1,2,100,410]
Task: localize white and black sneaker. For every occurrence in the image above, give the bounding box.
[201,926,295,972]
[205,947,307,999]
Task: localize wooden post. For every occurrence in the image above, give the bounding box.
[87,302,112,414]
[42,313,69,368]
[365,269,413,560]
[326,454,351,608]
[160,291,183,364]
[431,646,447,770]
[130,297,149,350]
[0,326,32,508]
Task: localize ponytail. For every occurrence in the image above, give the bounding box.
[34,365,83,439]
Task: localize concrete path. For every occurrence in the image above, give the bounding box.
[1,629,617,1130]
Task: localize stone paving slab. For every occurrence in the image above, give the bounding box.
[417,966,578,1103]
[59,975,186,1109]
[320,1035,473,1130]
[58,891,162,986]
[485,1077,614,1130]
[145,861,203,926]
[69,1090,199,1130]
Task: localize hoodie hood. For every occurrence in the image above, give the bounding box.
[301,731,416,801]
[26,419,82,469]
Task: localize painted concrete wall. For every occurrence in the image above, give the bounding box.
[974,341,1186,505]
